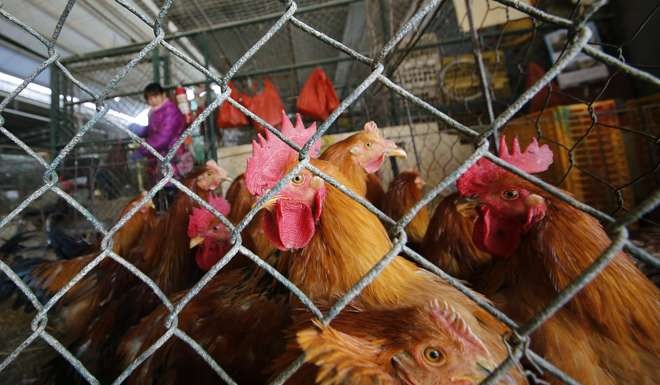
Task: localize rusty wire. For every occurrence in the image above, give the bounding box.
[0,0,658,384]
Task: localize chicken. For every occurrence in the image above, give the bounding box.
[0,193,157,385]
[118,112,525,384]
[225,173,276,261]
[243,116,526,383]
[420,193,493,285]
[366,172,386,208]
[293,300,510,385]
[320,121,406,201]
[45,212,97,260]
[382,170,430,247]
[187,193,232,271]
[113,192,159,256]
[0,231,43,266]
[454,136,660,385]
[117,249,292,385]
[64,162,231,381]
[136,160,229,294]
[0,192,156,310]
[116,112,318,384]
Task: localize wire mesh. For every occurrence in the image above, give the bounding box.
[0,0,659,385]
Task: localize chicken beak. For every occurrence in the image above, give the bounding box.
[381,138,407,158]
[391,350,417,368]
[147,199,156,209]
[455,197,479,217]
[450,375,480,384]
[524,193,545,208]
[253,196,278,212]
[385,147,407,158]
[310,176,324,190]
[189,236,205,249]
[414,176,426,189]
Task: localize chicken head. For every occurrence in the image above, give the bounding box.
[349,121,407,173]
[187,194,232,270]
[457,136,553,258]
[245,110,325,250]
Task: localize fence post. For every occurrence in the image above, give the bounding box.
[464,0,497,151]
[49,65,60,157]
[202,32,218,162]
[152,48,161,84]
[163,53,172,88]
[379,0,400,176]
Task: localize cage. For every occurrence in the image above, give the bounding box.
[0,1,658,385]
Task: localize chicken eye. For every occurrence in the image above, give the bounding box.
[423,347,444,364]
[365,142,373,148]
[291,175,305,185]
[501,190,519,200]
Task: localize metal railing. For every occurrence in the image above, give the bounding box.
[0,1,658,384]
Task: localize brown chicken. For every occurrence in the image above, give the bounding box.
[117,250,292,384]
[118,114,525,384]
[245,118,525,383]
[56,162,230,382]
[293,300,513,385]
[0,193,157,385]
[366,172,386,208]
[225,173,276,261]
[320,121,406,200]
[382,170,430,247]
[116,112,318,384]
[455,136,660,385]
[0,192,156,316]
[420,193,493,285]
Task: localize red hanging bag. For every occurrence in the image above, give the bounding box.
[245,79,285,132]
[297,67,339,121]
[216,81,249,128]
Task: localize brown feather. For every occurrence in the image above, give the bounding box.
[420,193,493,283]
[226,173,276,261]
[279,159,526,384]
[382,171,430,245]
[465,176,660,385]
[118,160,526,385]
[320,133,371,196]
[366,173,386,209]
[117,251,292,385]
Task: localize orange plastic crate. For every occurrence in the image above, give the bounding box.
[502,100,635,214]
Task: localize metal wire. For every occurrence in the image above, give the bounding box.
[0,1,658,385]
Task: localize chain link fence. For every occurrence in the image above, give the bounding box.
[0,0,658,384]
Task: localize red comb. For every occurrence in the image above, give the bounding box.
[245,110,320,196]
[428,299,488,355]
[281,111,320,157]
[187,194,231,238]
[457,136,553,196]
[208,194,231,216]
[498,136,553,173]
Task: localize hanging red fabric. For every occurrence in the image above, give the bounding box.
[297,67,339,121]
[245,79,285,132]
[216,81,249,128]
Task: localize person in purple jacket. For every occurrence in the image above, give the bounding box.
[129,83,193,209]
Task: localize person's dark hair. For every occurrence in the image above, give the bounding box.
[143,82,165,100]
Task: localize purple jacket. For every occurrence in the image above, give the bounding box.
[138,99,186,157]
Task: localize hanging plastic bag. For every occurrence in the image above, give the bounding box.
[216,81,250,128]
[245,79,285,132]
[297,67,339,121]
